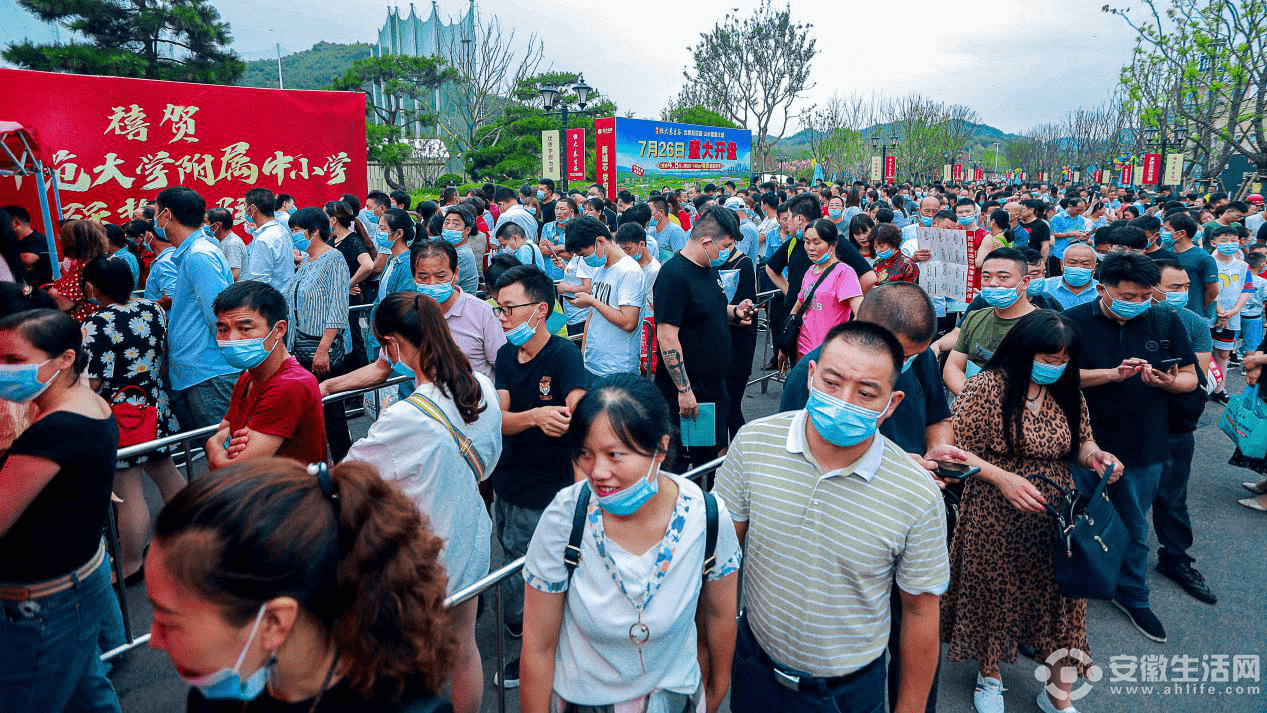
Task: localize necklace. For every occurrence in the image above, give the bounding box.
[243,651,340,713]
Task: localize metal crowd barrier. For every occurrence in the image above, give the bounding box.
[101,374,414,662]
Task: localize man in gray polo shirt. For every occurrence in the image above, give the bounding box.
[717,321,948,713]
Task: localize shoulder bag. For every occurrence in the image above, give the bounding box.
[777,263,837,359]
[403,392,487,482]
[110,385,158,448]
[1026,464,1127,600]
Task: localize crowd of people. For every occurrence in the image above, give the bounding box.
[0,173,1259,713]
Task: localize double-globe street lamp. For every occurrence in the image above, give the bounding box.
[1143,123,1189,192]
[539,75,597,194]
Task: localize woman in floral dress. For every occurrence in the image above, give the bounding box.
[81,256,185,584]
[48,219,108,322]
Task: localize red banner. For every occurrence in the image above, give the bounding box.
[593,117,616,198]
[0,68,367,229]
[883,155,896,183]
[974,167,983,181]
[566,128,586,182]
[952,163,963,182]
[1120,164,1134,186]
[1141,153,1162,185]
[1093,169,1103,184]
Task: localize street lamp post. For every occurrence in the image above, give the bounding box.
[539,74,596,194]
[1143,123,1189,192]
[778,153,785,181]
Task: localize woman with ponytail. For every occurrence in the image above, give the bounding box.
[343,291,501,713]
[147,457,458,712]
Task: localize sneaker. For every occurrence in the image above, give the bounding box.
[1036,691,1079,713]
[506,621,523,639]
[1156,561,1217,604]
[973,673,1006,713]
[493,658,519,689]
[1112,601,1167,642]
[1210,390,1231,405]
[1230,352,1243,365]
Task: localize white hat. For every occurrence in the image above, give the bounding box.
[724,196,747,213]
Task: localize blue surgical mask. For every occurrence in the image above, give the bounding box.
[217,325,278,370]
[980,285,1022,309]
[1107,294,1152,319]
[0,358,62,403]
[1031,359,1067,386]
[584,251,606,268]
[291,230,310,251]
[1063,266,1094,287]
[375,230,394,251]
[875,248,895,261]
[527,206,537,215]
[416,281,454,303]
[901,353,917,373]
[919,216,934,227]
[957,215,977,226]
[828,208,843,219]
[812,250,833,265]
[593,456,661,516]
[1027,280,1046,296]
[805,385,889,447]
[441,228,464,245]
[178,605,271,701]
[1217,242,1240,255]
[558,216,572,226]
[536,190,546,200]
[505,310,540,347]
[154,215,169,241]
[1160,230,1175,249]
[1161,290,1188,309]
[710,247,732,267]
[361,208,379,225]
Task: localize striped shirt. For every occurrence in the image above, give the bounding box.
[288,249,350,353]
[714,410,949,677]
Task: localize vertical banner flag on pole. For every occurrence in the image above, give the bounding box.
[565,128,586,182]
[953,163,963,182]
[593,118,616,198]
[1133,163,1144,187]
[541,130,560,181]
[1142,153,1162,185]
[870,156,882,182]
[812,160,824,185]
[1120,163,1133,187]
[884,155,896,184]
[1163,153,1184,186]
[942,164,952,183]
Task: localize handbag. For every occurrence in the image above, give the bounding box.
[1026,464,1127,600]
[110,385,158,448]
[1219,385,1267,458]
[403,392,487,482]
[293,331,346,370]
[777,263,837,358]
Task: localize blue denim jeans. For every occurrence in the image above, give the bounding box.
[1075,461,1164,608]
[0,557,122,713]
[1240,315,1263,356]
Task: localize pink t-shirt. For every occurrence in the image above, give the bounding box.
[796,261,863,356]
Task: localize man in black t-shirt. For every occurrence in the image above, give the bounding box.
[765,193,876,306]
[1017,198,1051,262]
[489,265,587,661]
[3,204,51,285]
[653,207,754,473]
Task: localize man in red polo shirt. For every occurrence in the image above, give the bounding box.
[206,280,327,467]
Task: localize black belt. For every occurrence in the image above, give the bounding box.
[740,614,882,693]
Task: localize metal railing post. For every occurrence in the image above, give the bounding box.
[495,581,506,712]
[106,503,133,644]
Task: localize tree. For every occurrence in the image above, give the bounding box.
[4,0,244,84]
[1107,0,1267,187]
[661,105,739,129]
[675,0,816,159]
[798,92,883,182]
[330,54,456,191]
[883,95,981,182]
[437,14,545,158]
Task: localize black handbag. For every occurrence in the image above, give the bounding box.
[777,263,837,358]
[1026,464,1127,600]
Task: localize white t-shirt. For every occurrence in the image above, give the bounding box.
[562,255,596,325]
[343,374,502,595]
[640,258,661,318]
[523,474,741,707]
[584,254,644,376]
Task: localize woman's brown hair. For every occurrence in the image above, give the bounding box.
[373,291,487,424]
[153,458,458,700]
[59,219,107,261]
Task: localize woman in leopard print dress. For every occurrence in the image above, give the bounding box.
[941,311,1124,713]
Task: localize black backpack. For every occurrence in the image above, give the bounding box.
[563,482,720,581]
[1144,307,1207,434]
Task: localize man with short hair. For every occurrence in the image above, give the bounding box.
[157,186,239,430]
[1202,201,1246,248]
[718,321,948,713]
[493,185,539,242]
[241,187,295,297]
[207,280,326,468]
[614,223,660,317]
[2,204,51,284]
[1166,211,1218,317]
[275,193,296,224]
[647,195,689,255]
[564,216,644,377]
[944,247,1036,396]
[206,207,246,280]
[141,219,177,309]
[536,178,557,225]
[1065,253,1199,643]
[1048,196,1088,274]
[725,196,761,270]
[1042,242,1099,309]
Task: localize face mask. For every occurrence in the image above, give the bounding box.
[416,280,453,303]
[584,251,606,268]
[1160,230,1175,249]
[154,215,169,241]
[1217,243,1240,255]
[375,230,394,251]
[980,285,1022,309]
[594,455,661,516]
[527,206,537,215]
[1063,266,1094,287]
[1031,359,1067,386]
[1026,280,1046,296]
[217,325,278,370]
[805,385,889,447]
[919,216,934,227]
[1160,290,1188,309]
[441,228,464,245]
[710,246,732,267]
[875,248,894,261]
[505,309,540,347]
[558,216,572,226]
[0,358,62,403]
[1107,294,1152,320]
[291,230,310,251]
[828,208,843,219]
[179,605,271,701]
[957,215,977,226]
[812,249,833,265]
[362,208,380,225]
[536,190,546,200]
[901,353,917,373]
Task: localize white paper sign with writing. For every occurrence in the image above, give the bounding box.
[916,226,972,303]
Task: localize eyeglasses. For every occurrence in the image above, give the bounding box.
[493,301,542,317]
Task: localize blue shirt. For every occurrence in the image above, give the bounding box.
[540,221,567,280]
[242,220,296,298]
[653,222,689,254]
[168,228,236,391]
[144,246,178,301]
[113,250,140,289]
[1048,213,1086,259]
[1042,275,1100,309]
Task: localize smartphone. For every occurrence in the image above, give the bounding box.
[934,460,981,481]
[1155,357,1182,371]
[562,293,577,301]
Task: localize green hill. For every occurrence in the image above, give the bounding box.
[780,120,1022,158]
[238,41,372,91]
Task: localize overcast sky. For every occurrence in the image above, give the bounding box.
[3,0,1142,135]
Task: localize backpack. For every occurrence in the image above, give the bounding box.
[1144,307,1207,434]
[563,482,720,582]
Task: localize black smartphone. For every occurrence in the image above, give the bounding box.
[1155,357,1182,371]
[934,459,981,481]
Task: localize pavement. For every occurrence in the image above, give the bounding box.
[109,346,1267,713]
